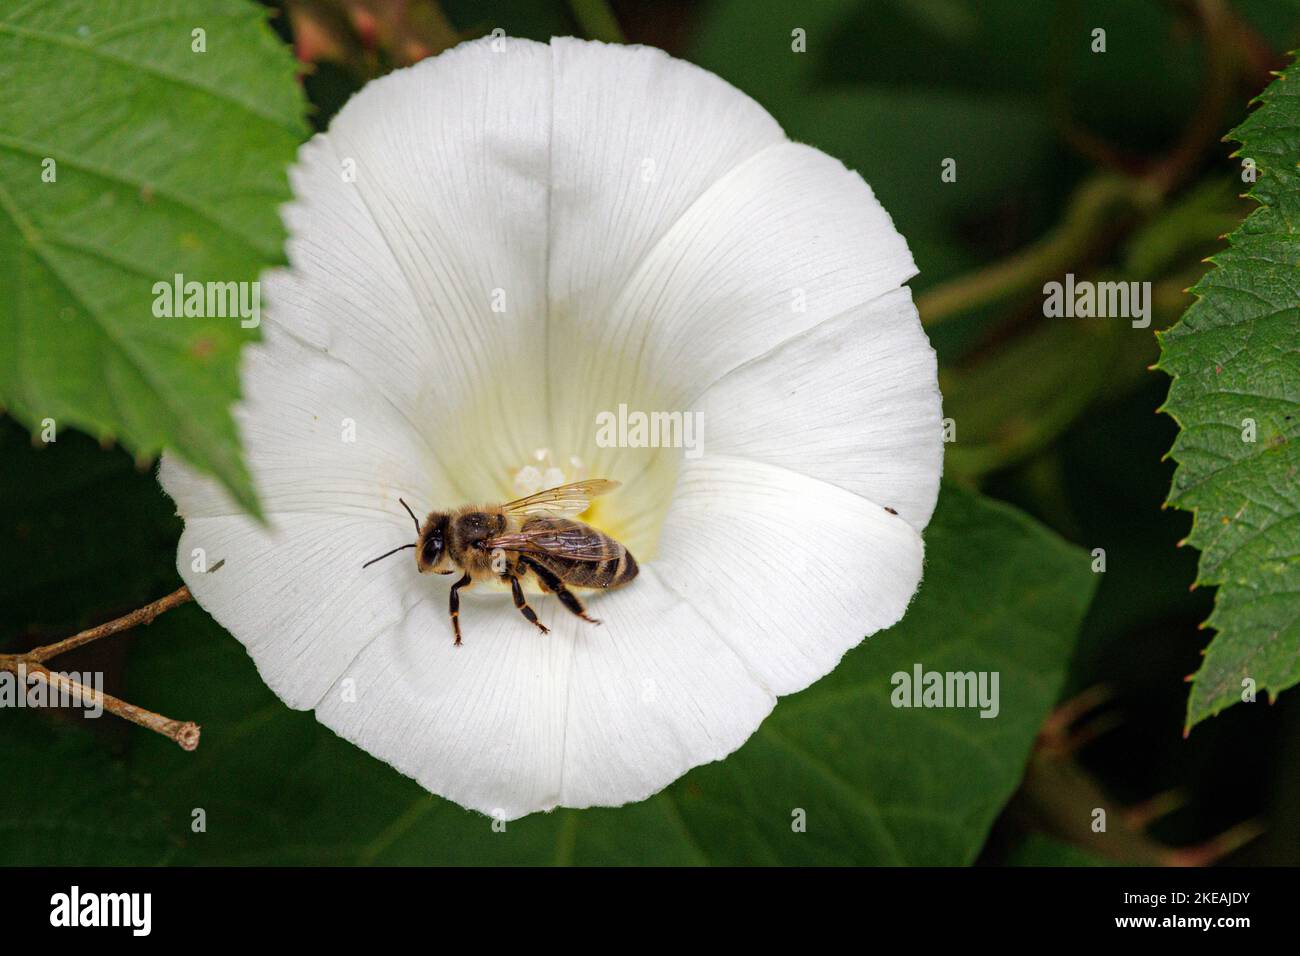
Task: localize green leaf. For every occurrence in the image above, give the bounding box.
[0,718,173,866]
[0,474,1095,865]
[688,0,863,113]
[0,0,307,518]
[1002,834,1117,867]
[1156,54,1300,730]
[942,319,1121,479]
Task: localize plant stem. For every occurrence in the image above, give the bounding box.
[916,174,1158,329]
[6,661,201,751]
[1144,0,1234,196]
[26,585,192,663]
[0,585,199,750]
[917,0,1240,333]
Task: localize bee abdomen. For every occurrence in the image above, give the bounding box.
[589,546,638,589]
[537,539,638,589]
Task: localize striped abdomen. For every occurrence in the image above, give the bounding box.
[524,517,639,589]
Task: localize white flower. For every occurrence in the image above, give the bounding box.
[159,36,942,820]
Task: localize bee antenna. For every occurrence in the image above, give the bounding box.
[398,497,421,535]
[362,542,416,569]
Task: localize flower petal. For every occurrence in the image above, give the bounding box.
[553,139,918,476]
[161,327,446,520]
[160,37,941,820]
[170,511,414,710]
[266,37,555,499]
[546,37,783,336]
[160,329,446,708]
[316,591,575,820]
[314,567,774,819]
[556,566,775,810]
[655,455,925,696]
[545,37,784,458]
[696,287,943,529]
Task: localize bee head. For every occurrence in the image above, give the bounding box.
[417,513,452,574]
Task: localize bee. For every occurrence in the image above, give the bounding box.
[363,479,638,645]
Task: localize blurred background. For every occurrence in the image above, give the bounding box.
[3,0,1298,865]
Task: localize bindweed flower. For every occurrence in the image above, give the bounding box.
[159,36,943,820]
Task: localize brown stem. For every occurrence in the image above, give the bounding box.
[1009,689,1263,865]
[1,585,199,750]
[1143,0,1235,196]
[918,0,1239,333]
[27,585,192,663]
[11,662,201,751]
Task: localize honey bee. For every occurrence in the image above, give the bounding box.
[363,479,638,645]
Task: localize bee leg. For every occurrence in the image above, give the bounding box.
[523,558,601,626]
[449,572,472,646]
[507,573,550,635]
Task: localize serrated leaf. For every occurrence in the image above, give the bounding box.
[1157,54,1300,730]
[0,0,307,517]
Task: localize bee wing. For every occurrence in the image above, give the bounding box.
[501,478,620,518]
[483,521,622,562]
